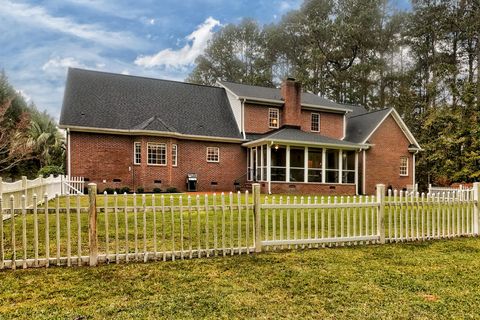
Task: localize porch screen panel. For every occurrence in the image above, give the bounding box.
[308,148,322,182]
[326,149,339,183]
[342,151,355,183]
[262,145,267,181]
[289,147,304,182]
[271,146,286,181]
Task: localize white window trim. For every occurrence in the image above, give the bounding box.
[268,108,279,129]
[147,142,167,166]
[400,156,408,176]
[206,147,220,163]
[311,113,320,132]
[172,144,178,167]
[134,142,141,165]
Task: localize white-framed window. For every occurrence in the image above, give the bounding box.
[147,143,167,165]
[134,142,141,165]
[269,108,279,128]
[311,113,320,132]
[400,156,408,176]
[206,147,220,163]
[172,144,178,167]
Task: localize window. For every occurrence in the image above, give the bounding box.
[400,156,408,176]
[147,143,166,165]
[269,108,279,128]
[172,144,178,167]
[325,149,339,183]
[311,113,320,132]
[134,142,141,165]
[206,147,219,162]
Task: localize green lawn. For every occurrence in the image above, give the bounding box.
[1,237,479,319]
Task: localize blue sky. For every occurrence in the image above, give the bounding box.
[0,0,410,119]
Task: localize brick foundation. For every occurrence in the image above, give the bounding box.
[260,182,356,195]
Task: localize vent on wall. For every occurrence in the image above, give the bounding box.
[84,178,90,182]
[113,179,121,183]
[211,181,218,186]
[154,180,162,184]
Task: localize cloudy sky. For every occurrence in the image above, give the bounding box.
[0,0,410,119]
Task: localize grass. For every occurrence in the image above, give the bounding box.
[0,237,479,319]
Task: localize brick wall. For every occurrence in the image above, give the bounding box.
[69,132,246,192]
[299,111,344,139]
[363,114,414,195]
[244,104,344,140]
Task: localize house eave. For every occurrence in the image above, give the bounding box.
[242,137,367,149]
[60,125,246,143]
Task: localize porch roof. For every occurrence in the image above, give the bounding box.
[242,127,366,149]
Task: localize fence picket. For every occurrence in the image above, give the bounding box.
[0,197,3,269]
[44,193,49,268]
[22,195,27,269]
[10,196,16,270]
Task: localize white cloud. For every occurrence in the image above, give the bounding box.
[0,0,144,48]
[149,19,156,25]
[134,17,220,68]
[42,57,86,73]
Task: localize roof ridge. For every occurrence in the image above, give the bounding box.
[69,67,224,90]
[348,107,392,119]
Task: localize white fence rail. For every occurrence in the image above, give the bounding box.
[0,182,478,270]
[0,175,84,209]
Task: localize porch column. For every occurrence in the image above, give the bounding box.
[362,150,366,195]
[260,145,264,181]
[412,152,416,187]
[338,149,343,184]
[286,145,291,183]
[355,151,359,195]
[249,147,254,181]
[267,144,271,194]
[304,147,308,183]
[322,148,326,183]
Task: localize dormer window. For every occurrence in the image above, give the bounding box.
[311,113,320,132]
[269,108,279,128]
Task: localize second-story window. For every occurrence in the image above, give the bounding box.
[311,113,320,132]
[206,147,220,162]
[269,108,279,128]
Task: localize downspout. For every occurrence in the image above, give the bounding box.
[413,149,419,191]
[362,149,366,195]
[241,98,246,140]
[67,128,71,180]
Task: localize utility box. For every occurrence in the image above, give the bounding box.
[186,173,198,191]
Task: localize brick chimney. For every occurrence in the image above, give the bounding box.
[281,77,302,127]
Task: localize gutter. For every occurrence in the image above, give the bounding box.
[60,125,246,143]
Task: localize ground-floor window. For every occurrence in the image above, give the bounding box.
[400,156,408,176]
[206,147,220,163]
[325,149,339,183]
[289,147,305,182]
[147,143,167,165]
[342,151,355,183]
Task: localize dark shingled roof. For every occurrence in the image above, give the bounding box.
[60,68,242,139]
[344,108,392,143]
[219,81,352,112]
[247,127,361,148]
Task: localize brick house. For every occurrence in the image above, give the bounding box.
[59,68,421,194]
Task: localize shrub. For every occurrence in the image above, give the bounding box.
[153,187,162,193]
[114,188,121,194]
[38,165,64,178]
[166,187,179,193]
[104,187,115,194]
[120,186,130,194]
[137,187,144,193]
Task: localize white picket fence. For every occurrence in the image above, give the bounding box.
[0,182,478,270]
[0,175,84,210]
[428,183,472,195]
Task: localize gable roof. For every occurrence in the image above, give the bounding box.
[244,127,363,149]
[60,68,242,139]
[345,108,421,149]
[218,81,352,113]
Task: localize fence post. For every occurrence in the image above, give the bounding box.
[376,184,386,244]
[0,177,3,197]
[88,183,98,266]
[253,183,262,253]
[473,182,479,236]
